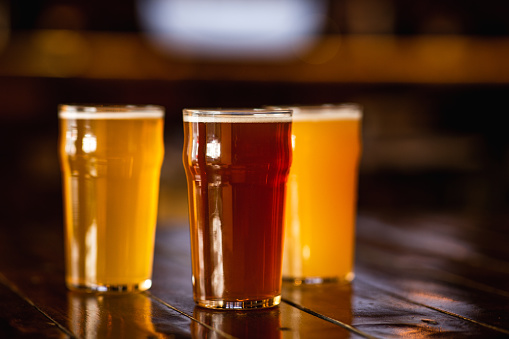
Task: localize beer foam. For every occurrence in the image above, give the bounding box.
[59,111,164,119]
[183,109,292,123]
[267,104,362,122]
[59,105,164,119]
[183,115,291,123]
[292,110,361,122]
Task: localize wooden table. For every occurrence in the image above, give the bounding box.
[1,211,508,338]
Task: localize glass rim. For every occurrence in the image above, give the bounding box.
[265,103,362,121]
[183,108,292,123]
[59,104,165,119]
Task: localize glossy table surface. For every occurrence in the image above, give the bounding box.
[1,210,509,338]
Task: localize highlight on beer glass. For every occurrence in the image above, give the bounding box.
[269,104,362,284]
[182,108,292,309]
[58,104,165,292]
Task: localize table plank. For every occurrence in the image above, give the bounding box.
[0,222,366,338]
[355,214,509,336]
[1,213,508,338]
[151,226,362,338]
[282,277,492,338]
[0,276,68,338]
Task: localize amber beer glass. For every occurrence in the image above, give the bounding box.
[59,104,165,292]
[279,104,362,284]
[183,108,292,309]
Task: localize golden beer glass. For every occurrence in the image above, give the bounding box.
[274,104,362,284]
[59,104,165,292]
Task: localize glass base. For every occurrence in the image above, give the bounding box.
[196,295,281,310]
[283,272,355,285]
[66,279,152,293]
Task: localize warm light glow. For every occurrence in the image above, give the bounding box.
[82,133,97,154]
[211,215,224,297]
[137,0,327,60]
[0,1,9,53]
[65,128,78,156]
[32,29,89,76]
[206,140,221,159]
[85,220,98,286]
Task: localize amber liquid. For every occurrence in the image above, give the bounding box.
[283,114,361,283]
[183,119,291,307]
[59,117,164,291]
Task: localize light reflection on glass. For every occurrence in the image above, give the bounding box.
[84,220,97,285]
[206,140,221,159]
[82,133,97,153]
[191,123,199,162]
[65,127,78,156]
[211,215,224,297]
[194,184,206,296]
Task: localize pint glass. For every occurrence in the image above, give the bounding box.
[277,104,362,284]
[59,104,165,292]
[182,108,292,309]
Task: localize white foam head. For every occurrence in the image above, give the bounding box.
[59,104,164,119]
[183,108,292,123]
[267,104,362,122]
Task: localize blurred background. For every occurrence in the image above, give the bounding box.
[1,0,508,226]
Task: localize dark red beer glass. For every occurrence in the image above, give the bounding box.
[182,108,292,309]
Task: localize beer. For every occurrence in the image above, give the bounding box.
[281,104,362,283]
[59,105,164,292]
[183,109,292,309]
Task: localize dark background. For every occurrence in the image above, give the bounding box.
[1,0,508,226]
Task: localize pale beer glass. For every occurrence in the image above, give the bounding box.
[182,108,292,309]
[274,104,362,284]
[59,104,165,292]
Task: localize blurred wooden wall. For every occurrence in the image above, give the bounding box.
[1,0,508,223]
